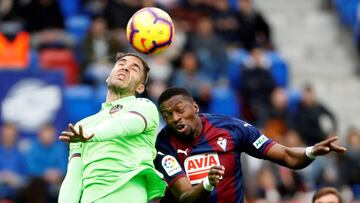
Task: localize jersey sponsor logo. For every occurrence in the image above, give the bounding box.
[243,122,251,127]
[253,134,268,149]
[162,155,182,176]
[177,148,189,156]
[184,153,220,184]
[217,137,227,151]
[109,104,123,114]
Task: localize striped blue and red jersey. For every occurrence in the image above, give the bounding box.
[154,113,275,203]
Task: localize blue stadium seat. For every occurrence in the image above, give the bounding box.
[64,85,97,123]
[59,0,81,18]
[65,15,91,43]
[94,84,108,108]
[209,84,241,118]
[287,88,302,113]
[226,48,248,89]
[265,51,289,88]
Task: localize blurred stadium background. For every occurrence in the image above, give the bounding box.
[0,0,359,202]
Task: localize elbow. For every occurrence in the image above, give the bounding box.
[283,155,311,170]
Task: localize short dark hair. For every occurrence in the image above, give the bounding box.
[158,87,194,106]
[312,187,342,203]
[116,52,150,85]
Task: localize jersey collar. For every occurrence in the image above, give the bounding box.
[101,96,136,110]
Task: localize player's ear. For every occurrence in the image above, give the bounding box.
[193,102,199,114]
[135,83,145,94]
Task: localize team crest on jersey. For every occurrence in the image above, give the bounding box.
[162,155,182,176]
[217,137,227,151]
[109,104,123,114]
[184,153,220,184]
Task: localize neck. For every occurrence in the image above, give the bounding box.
[106,86,134,103]
[193,116,203,139]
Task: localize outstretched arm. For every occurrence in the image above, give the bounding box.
[169,166,225,203]
[265,136,346,169]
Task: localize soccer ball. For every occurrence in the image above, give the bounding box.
[126,7,174,55]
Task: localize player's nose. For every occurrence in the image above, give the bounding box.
[120,65,129,72]
[172,112,181,122]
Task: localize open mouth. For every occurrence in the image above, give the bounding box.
[176,124,187,133]
[118,73,127,80]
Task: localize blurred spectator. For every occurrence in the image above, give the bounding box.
[272,132,307,199]
[312,187,342,203]
[171,51,212,111]
[262,87,291,142]
[236,0,272,50]
[189,16,228,80]
[22,0,75,50]
[103,0,141,29]
[16,177,51,203]
[147,55,173,83]
[339,127,360,199]
[82,16,125,85]
[170,0,211,32]
[23,123,67,200]
[0,0,26,23]
[210,0,240,45]
[23,0,65,32]
[290,84,337,146]
[0,30,30,68]
[0,123,26,201]
[255,164,281,202]
[239,47,275,127]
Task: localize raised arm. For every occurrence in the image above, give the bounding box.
[265,136,346,169]
[169,165,225,203]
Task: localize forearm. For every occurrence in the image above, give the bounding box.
[279,147,313,169]
[267,144,314,170]
[58,145,83,203]
[178,184,211,203]
[90,112,145,142]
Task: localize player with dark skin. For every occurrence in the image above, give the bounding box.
[156,87,347,203]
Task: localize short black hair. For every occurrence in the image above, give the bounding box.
[116,52,150,85]
[158,87,194,106]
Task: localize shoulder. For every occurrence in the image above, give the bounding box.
[135,97,156,106]
[156,127,171,145]
[133,97,157,110]
[156,127,175,150]
[203,113,248,129]
[132,97,159,121]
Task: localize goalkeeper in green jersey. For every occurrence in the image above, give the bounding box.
[58,53,167,203]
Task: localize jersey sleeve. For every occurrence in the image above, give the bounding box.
[89,98,159,142]
[154,129,187,189]
[128,98,160,132]
[58,143,83,203]
[236,121,275,159]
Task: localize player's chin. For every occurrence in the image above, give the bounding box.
[177,130,195,141]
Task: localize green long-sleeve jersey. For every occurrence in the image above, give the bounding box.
[59,96,166,203]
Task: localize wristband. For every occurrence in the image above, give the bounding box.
[305,146,316,159]
[202,176,214,191]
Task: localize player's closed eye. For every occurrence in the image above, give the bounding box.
[177,108,185,114]
[131,67,139,72]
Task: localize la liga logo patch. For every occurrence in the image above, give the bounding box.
[162,155,182,176]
